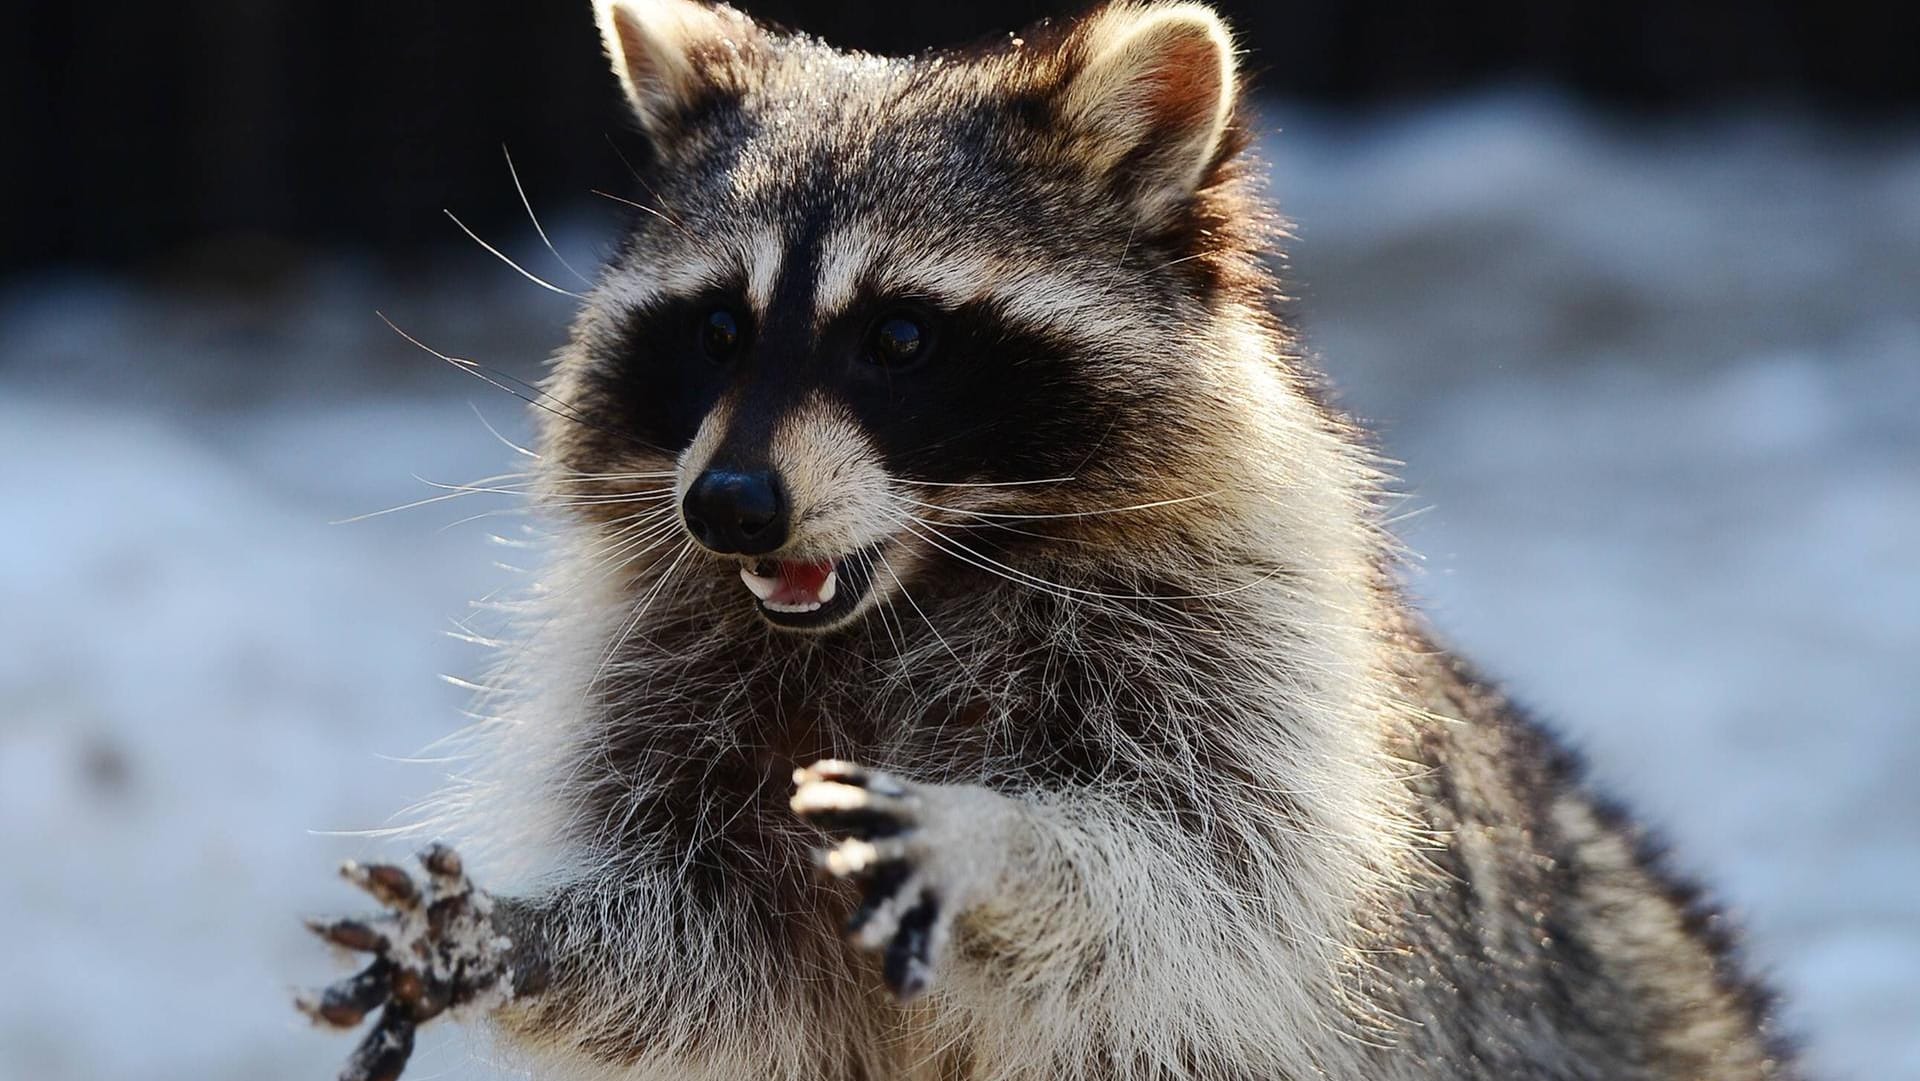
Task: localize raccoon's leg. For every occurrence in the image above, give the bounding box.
[298,844,549,1081]
[792,758,1373,1078]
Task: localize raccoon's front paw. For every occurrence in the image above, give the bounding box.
[297,844,510,1081]
[791,760,1008,1000]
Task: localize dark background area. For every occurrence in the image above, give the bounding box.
[3,0,1911,278]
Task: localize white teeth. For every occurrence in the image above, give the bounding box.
[739,566,781,601]
[764,600,823,613]
[739,564,839,615]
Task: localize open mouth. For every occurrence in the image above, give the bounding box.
[737,544,881,629]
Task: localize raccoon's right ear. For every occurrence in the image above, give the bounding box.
[593,0,761,141]
[1055,3,1239,219]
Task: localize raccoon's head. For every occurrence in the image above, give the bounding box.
[545,0,1299,634]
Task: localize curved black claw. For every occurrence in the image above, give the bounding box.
[341,1005,416,1081]
[299,958,394,1028]
[882,894,940,1000]
[298,844,508,1081]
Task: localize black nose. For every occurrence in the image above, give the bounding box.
[682,468,787,555]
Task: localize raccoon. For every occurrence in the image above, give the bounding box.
[299,2,1799,1079]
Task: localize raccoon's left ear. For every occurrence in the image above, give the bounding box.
[593,0,762,143]
[1056,3,1239,218]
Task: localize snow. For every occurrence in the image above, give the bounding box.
[1,94,1914,1080]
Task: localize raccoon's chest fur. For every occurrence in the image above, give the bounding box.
[512,577,1297,1077]
[569,574,1178,909]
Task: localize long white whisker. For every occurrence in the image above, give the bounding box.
[898,490,1221,521]
[894,516,1102,609]
[585,513,686,572]
[868,579,906,663]
[601,134,695,234]
[543,492,679,507]
[572,504,680,553]
[443,209,585,299]
[592,189,688,234]
[467,400,541,460]
[502,144,595,288]
[415,476,676,504]
[898,515,1285,605]
[540,470,678,483]
[885,495,1072,545]
[378,314,655,453]
[331,469,547,524]
[877,548,964,672]
[331,486,500,525]
[905,475,1075,489]
[438,507,534,533]
[334,461,676,525]
[593,538,697,684]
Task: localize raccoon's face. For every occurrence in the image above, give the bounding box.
[546,0,1265,633]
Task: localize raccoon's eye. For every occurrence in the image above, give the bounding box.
[867,315,926,368]
[700,307,741,360]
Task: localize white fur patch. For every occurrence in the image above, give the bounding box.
[596,252,731,313]
[813,226,879,317]
[768,392,896,561]
[746,230,785,312]
[812,225,1138,344]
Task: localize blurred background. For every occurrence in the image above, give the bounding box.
[3,2,1915,1079]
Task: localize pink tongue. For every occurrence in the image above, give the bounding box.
[773,559,835,604]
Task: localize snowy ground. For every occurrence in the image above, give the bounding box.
[2,95,1915,1080]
